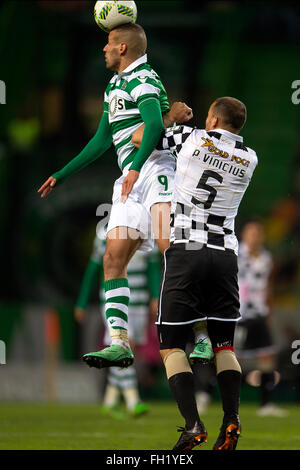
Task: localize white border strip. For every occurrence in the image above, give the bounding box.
[156,316,241,326]
[157,248,168,324]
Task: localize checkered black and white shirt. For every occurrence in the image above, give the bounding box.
[157,125,258,254]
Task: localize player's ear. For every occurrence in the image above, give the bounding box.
[119,42,127,55]
[212,116,219,129]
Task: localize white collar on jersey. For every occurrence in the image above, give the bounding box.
[118,54,148,77]
[212,128,243,142]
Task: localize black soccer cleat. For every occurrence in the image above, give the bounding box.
[213,419,241,450]
[172,422,208,451]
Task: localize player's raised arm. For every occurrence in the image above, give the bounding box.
[37,112,112,198]
[131,101,193,149]
[163,101,193,127]
[121,101,193,201]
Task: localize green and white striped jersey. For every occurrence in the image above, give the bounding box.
[104,54,170,172]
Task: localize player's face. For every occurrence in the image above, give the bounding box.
[242,223,264,251]
[103,31,121,72]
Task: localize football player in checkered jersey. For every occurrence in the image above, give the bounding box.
[132,97,257,450]
[235,219,287,417]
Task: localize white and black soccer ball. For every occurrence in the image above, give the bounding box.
[94,1,137,33]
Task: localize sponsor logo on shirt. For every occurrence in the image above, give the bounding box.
[200,137,250,167]
[109,96,125,117]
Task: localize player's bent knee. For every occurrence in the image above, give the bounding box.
[162,348,192,380]
[215,348,242,375]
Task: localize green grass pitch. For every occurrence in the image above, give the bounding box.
[0,401,299,450]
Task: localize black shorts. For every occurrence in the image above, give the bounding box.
[156,243,240,349]
[234,316,276,357]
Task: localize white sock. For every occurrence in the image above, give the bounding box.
[123,387,140,410]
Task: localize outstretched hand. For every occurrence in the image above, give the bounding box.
[37,176,57,198]
[121,170,139,203]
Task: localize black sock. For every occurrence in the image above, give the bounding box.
[168,372,200,430]
[260,372,275,406]
[217,370,241,423]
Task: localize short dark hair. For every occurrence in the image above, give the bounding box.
[212,97,247,132]
[111,23,147,57]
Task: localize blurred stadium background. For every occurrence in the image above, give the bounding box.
[1,0,300,439]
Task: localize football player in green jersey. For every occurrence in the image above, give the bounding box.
[38,23,192,369]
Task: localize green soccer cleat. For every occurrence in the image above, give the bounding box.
[82,345,134,369]
[129,402,149,418]
[189,339,214,365]
[100,404,125,420]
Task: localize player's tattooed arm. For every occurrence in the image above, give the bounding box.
[131,102,193,148]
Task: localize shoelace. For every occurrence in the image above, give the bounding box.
[176,426,202,434]
[176,426,186,433]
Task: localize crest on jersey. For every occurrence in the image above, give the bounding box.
[109,96,125,117]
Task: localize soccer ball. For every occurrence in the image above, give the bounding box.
[94,1,137,33]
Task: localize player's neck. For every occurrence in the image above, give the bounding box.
[117,55,140,74]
